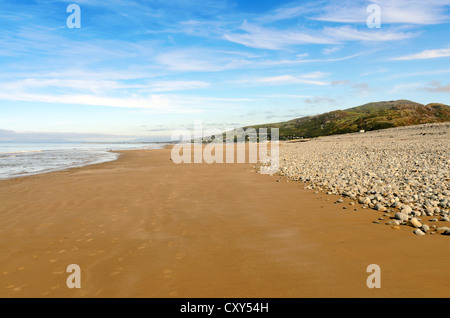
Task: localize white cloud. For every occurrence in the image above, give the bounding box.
[223,21,337,50]
[149,80,211,92]
[424,81,450,92]
[323,46,342,54]
[391,48,450,60]
[155,48,249,71]
[313,0,450,25]
[223,21,414,50]
[254,74,328,86]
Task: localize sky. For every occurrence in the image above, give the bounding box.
[0,0,450,142]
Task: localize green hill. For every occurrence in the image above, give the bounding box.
[243,100,450,140]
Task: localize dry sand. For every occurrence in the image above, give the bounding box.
[0,145,449,298]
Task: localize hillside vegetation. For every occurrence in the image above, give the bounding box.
[244,100,450,140]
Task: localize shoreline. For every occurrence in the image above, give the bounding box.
[1,146,449,297]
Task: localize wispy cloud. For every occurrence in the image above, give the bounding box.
[236,73,329,86]
[304,96,337,104]
[155,48,250,71]
[424,80,450,92]
[323,46,342,55]
[391,48,450,60]
[224,21,414,50]
[313,0,450,25]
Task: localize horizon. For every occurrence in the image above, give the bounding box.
[1,0,450,142]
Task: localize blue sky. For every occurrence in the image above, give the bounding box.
[1,0,450,141]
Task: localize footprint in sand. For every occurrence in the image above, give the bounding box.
[175,253,184,260]
[137,243,147,250]
[110,267,123,276]
[163,269,173,279]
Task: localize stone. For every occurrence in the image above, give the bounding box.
[413,229,426,236]
[394,212,409,222]
[401,205,413,215]
[409,217,422,228]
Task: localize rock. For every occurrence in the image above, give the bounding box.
[442,230,450,236]
[391,226,401,230]
[394,212,409,222]
[359,197,371,205]
[272,123,450,237]
[409,217,422,228]
[401,205,413,215]
[413,229,426,236]
[429,218,438,222]
[421,224,430,233]
[372,221,381,224]
[442,216,450,222]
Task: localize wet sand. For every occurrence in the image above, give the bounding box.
[0,146,449,298]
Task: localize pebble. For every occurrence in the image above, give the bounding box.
[262,123,450,236]
[413,229,426,236]
[409,217,422,228]
[395,212,409,222]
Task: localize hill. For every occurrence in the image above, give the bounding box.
[243,100,450,140]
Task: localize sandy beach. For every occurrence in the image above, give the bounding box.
[1,145,449,298]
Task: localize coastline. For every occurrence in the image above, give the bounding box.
[1,146,449,297]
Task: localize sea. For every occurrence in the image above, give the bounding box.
[0,142,165,180]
